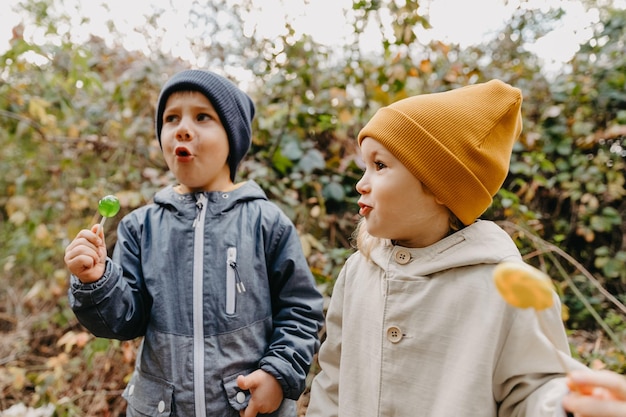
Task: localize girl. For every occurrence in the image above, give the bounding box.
[305,80,618,417]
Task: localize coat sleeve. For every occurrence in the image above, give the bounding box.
[493,292,588,417]
[68,216,151,340]
[258,214,325,400]
[305,262,348,417]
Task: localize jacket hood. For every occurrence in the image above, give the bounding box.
[153,181,268,218]
[369,220,520,277]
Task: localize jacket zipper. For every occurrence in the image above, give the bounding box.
[226,247,246,315]
[192,193,207,417]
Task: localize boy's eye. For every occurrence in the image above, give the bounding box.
[164,114,179,123]
[197,113,213,122]
[374,161,386,170]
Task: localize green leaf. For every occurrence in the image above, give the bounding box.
[271,149,293,175]
[323,182,345,202]
[281,140,304,160]
[298,149,325,174]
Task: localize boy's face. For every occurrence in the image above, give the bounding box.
[356,137,451,248]
[160,91,232,193]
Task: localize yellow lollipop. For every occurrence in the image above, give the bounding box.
[493,261,571,374]
[493,261,555,310]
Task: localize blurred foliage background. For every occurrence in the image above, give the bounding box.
[0,0,625,415]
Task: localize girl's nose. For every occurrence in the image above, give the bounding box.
[355,174,369,195]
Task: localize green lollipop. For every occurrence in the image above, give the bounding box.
[98,195,120,227]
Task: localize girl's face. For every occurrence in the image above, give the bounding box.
[160,91,232,193]
[356,137,451,248]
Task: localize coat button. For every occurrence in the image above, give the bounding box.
[387,326,403,343]
[394,249,411,264]
[236,391,246,404]
[158,400,165,413]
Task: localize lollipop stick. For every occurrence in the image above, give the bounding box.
[535,310,571,374]
[97,216,107,235]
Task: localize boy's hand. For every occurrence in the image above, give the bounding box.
[237,369,283,417]
[64,224,107,283]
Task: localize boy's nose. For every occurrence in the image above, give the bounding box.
[176,122,192,141]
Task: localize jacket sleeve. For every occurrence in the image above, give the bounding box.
[68,216,151,340]
[493,292,588,417]
[305,262,348,417]
[258,214,325,400]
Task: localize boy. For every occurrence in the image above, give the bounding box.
[65,69,324,416]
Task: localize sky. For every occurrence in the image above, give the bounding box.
[0,0,618,76]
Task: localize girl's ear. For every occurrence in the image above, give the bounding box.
[423,184,445,206]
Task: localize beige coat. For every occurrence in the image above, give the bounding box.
[306,220,586,417]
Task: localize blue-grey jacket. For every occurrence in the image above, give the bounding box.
[69,181,325,416]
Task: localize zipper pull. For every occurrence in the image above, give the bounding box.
[193,194,206,228]
[227,248,246,293]
[236,271,246,294]
[233,263,246,293]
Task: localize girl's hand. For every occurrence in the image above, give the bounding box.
[237,369,283,417]
[64,224,107,283]
[563,370,626,417]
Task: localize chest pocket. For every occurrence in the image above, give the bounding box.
[226,247,247,315]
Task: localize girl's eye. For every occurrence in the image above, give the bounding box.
[374,161,386,170]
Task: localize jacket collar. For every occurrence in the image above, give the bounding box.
[153,181,268,218]
[369,220,521,276]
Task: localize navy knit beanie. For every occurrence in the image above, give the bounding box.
[155,69,256,181]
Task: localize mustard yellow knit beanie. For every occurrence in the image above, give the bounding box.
[357,79,523,226]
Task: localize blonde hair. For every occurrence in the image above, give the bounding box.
[353,212,465,261]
